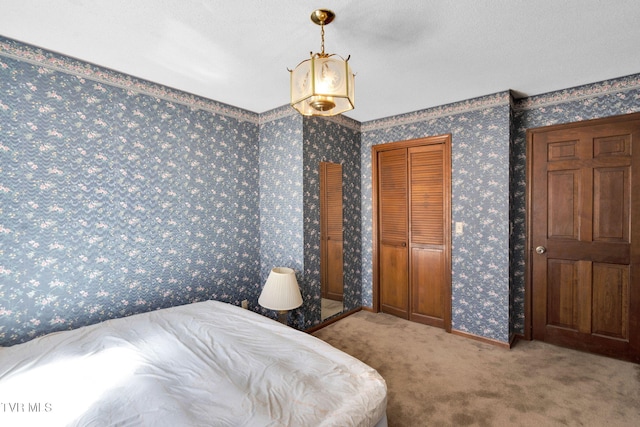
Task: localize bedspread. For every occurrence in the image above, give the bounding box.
[0,300,387,426]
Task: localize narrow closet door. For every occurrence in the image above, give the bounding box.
[320,162,344,302]
[408,144,449,328]
[377,149,409,318]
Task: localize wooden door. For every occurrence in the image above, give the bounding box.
[408,145,449,328]
[320,162,344,301]
[377,149,409,318]
[528,113,640,363]
[373,136,452,330]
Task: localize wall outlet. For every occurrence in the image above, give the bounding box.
[241,299,248,309]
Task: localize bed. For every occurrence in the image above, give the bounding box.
[0,300,387,426]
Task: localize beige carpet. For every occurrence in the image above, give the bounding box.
[313,310,640,427]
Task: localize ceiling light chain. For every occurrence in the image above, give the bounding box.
[319,22,326,57]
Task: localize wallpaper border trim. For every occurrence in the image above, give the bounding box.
[259,104,361,131]
[3,36,639,128]
[513,73,640,111]
[0,36,260,123]
[361,92,510,132]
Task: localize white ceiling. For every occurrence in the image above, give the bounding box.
[1,0,639,122]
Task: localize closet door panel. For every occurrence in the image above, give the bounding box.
[408,144,447,326]
[378,149,409,318]
[380,244,409,318]
[325,239,344,300]
[409,146,444,245]
[320,162,344,301]
[411,247,444,325]
[379,149,408,242]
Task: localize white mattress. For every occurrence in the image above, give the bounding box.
[0,301,387,426]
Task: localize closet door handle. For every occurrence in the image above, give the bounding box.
[381,240,407,248]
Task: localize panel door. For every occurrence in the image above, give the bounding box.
[320,162,344,301]
[377,148,409,318]
[409,144,448,327]
[529,113,640,363]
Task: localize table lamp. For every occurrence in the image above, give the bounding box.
[258,267,303,324]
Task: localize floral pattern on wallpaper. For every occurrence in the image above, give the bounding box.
[303,116,362,324]
[0,37,257,122]
[258,111,305,326]
[360,93,513,343]
[0,47,261,346]
[2,35,639,346]
[258,112,361,328]
[359,73,640,342]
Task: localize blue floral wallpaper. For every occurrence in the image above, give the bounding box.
[257,111,361,328]
[2,35,639,347]
[359,75,640,343]
[257,109,304,325]
[0,37,261,346]
[361,94,512,343]
[302,116,362,322]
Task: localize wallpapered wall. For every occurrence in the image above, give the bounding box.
[302,116,362,320]
[358,75,640,342]
[360,95,512,342]
[257,111,361,329]
[2,36,639,346]
[0,38,261,346]
[269,78,639,341]
[258,110,304,325]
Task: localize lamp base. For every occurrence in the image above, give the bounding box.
[277,310,288,325]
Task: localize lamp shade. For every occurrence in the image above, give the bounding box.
[290,55,355,116]
[258,267,303,311]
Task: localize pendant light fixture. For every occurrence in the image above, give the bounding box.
[289,9,355,116]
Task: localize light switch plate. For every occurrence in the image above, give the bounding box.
[455,222,464,235]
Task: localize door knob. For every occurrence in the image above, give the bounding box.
[535,246,547,254]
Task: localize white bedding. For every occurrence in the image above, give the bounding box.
[0,301,387,426]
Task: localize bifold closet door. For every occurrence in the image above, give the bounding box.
[378,148,409,318]
[374,135,451,330]
[408,145,447,327]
